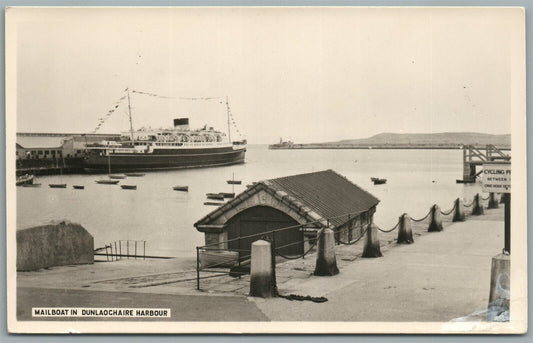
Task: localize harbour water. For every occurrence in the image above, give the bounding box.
[17,145,485,258]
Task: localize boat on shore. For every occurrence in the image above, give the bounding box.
[49,184,67,188]
[83,92,246,173]
[371,177,387,185]
[219,192,235,198]
[16,174,34,186]
[173,185,189,192]
[73,185,85,189]
[110,175,127,179]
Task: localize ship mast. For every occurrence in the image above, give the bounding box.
[127,88,135,142]
[225,96,231,144]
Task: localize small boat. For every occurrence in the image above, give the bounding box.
[227,172,242,185]
[206,193,225,200]
[173,186,189,192]
[96,155,120,185]
[125,173,145,177]
[49,163,66,188]
[199,249,239,268]
[371,177,387,185]
[22,183,41,188]
[121,185,137,190]
[110,175,126,179]
[73,185,85,190]
[219,192,235,199]
[95,179,120,185]
[204,202,224,206]
[16,174,34,186]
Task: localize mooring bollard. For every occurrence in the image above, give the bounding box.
[428,205,443,232]
[487,253,510,321]
[453,198,466,222]
[362,223,382,258]
[472,193,484,215]
[488,192,499,209]
[249,240,273,298]
[314,228,339,276]
[397,213,413,244]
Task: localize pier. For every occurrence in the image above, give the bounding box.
[17,198,508,324]
[459,145,511,183]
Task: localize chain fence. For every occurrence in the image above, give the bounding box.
[195,192,494,293]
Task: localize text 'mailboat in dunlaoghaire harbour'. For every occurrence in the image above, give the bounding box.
[83,89,247,173]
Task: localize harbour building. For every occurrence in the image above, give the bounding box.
[195,169,380,259]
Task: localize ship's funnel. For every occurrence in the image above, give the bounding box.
[174,118,189,130]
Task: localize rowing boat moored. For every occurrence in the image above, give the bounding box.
[121,185,137,190]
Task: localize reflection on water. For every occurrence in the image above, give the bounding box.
[17,145,484,257]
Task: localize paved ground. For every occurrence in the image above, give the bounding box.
[17,287,268,321]
[16,202,505,323]
[253,217,503,321]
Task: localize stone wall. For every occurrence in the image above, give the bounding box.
[17,221,94,271]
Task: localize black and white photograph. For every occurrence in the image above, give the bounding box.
[5,6,527,334]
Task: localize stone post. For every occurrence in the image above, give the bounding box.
[428,205,443,232]
[452,198,466,222]
[314,228,339,276]
[249,240,272,298]
[397,213,413,244]
[472,193,484,215]
[487,253,510,321]
[362,224,382,258]
[488,192,499,209]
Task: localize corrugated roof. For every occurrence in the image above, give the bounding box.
[195,169,379,229]
[16,136,67,149]
[265,169,379,226]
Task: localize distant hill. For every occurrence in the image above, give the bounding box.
[270,132,511,150]
[325,132,511,147]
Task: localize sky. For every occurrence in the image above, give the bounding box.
[8,7,522,144]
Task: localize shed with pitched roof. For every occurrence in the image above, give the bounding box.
[194,169,379,259]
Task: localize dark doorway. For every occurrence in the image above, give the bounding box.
[226,206,303,259]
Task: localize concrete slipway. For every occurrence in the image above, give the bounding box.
[17,206,506,324]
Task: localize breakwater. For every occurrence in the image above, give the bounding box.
[269,144,511,150]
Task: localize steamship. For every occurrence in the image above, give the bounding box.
[83,94,246,173]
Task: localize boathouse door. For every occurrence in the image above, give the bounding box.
[226,206,303,258]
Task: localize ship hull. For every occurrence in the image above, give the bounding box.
[83,146,246,173]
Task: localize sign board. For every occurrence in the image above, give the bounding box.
[482,163,511,193]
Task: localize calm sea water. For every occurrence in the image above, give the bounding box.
[17,145,484,257]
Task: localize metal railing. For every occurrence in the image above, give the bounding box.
[94,240,147,261]
[195,210,372,290]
